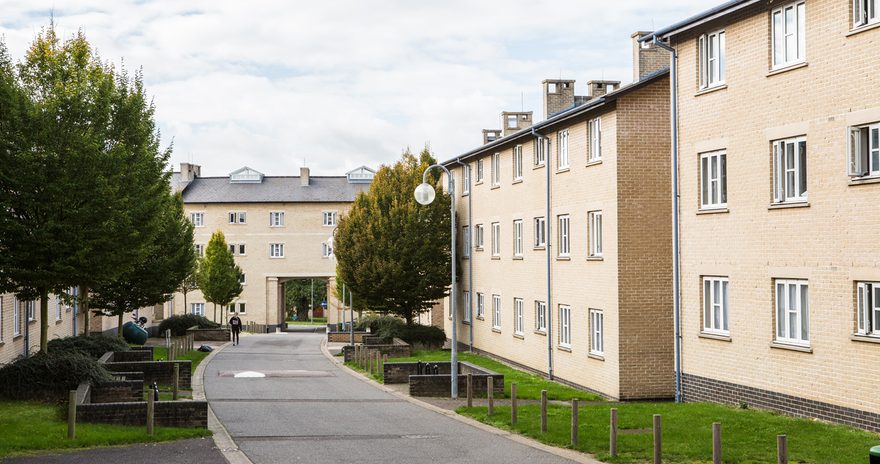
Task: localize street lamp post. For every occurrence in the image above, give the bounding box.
[414,164,458,399]
[329,228,355,346]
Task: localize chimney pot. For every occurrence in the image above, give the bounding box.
[632,31,670,81]
[542,79,576,119]
[300,167,310,186]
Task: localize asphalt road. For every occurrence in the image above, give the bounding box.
[2,438,223,464]
[204,332,576,464]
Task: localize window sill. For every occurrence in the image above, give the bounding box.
[513,333,524,340]
[849,176,880,186]
[492,328,502,334]
[462,320,471,326]
[13,335,22,340]
[533,164,546,170]
[847,21,880,37]
[513,256,523,260]
[534,330,547,336]
[533,246,546,251]
[697,207,729,215]
[475,181,484,186]
[462,193,469,197]
[55,319,63,325]
[695,84,728,96]
[586,256,604,261]
[588,353,605,361]
[512,179,523,185]
[476,316,485,321]
[768,201,809,210]
[557,345,572,352]
[770,341,812,353]
[475,248,484,252]
[766,61,808,77]
[851,334,880,344]
[699,332,731,342]
[556,168,571,174]
[462,256,470,260]
[585,159,602,167]
[491,185,500,190]
[491,256,501,260]
[556,256,571,261]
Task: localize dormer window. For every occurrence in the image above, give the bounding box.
[346,166,376,183]
[229,167,264,183]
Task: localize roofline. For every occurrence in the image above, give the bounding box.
[182,200,358,204]
[441,68,669,166]
[640,0,760,42]
[186,175,352,180]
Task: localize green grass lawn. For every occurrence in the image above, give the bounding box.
[152,346,209,372]
[0,401,211,458]
[458,402,880,463]
[387,350,601,401]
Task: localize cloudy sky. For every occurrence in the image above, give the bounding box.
[1,1,707,176]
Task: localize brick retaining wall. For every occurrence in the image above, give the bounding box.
[327,331,369,343]
[104,360,192,387]
[91,380,143,403]
[342,338,411,362]
[111,351,152,362]
[383,361,504,397]
[186,327,230,341]
[77,401,208,428]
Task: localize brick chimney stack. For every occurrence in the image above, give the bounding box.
[632,31,670,81]
[300,167,310,187]
[500,111,533,136]
[542,79,576,119]
[482,129,502,145]
[180,162,201,182]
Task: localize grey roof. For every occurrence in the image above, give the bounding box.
[181,176,369,204]
[641,0,759,41]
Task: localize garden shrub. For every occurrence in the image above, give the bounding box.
[395,324,446,347]
[357,314,405,334]
[158,314,219,336]
[47,334,129,359]
[0,351,113,401]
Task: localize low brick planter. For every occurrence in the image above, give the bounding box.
[342,338,411,362]
[328,331,369,343]
[100,351,192,387]
[77,400,208,428]
[186,326,230,341]
[91,380,144,403]
[383,361,503,397]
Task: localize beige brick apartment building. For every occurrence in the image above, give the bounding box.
[0,292,84,364]
[646,0,880,429]
[440,36,674,400]
[165,163,373,330]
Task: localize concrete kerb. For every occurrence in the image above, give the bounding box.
[191,341,252,464]
[319,338,603,464]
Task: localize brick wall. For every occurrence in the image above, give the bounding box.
[91,380,143,403]
[187,327,230,341]
[327,331,368,343]
[111,351,152,362]
[342,341,411,362]
[104,360,192,387]
[410,372,504,397]
[77,400,208,428]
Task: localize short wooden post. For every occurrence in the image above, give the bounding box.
[540,389,548,433]
[367,352,373,375]
[610,408,618,457]
[653,414,662,464]
[487,376,494,415]
[712,422,722,464]
[353,345,359,365]
[382,354,387,379]
[146,390,155,436]
[172,363,180,401]
[571,399,579,446]
[466,373,473,408]
[510,383,518,426]
[374,351,380,374]
[67,390,76,440]
[777,435,788,464]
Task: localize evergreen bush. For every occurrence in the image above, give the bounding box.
[46,334,130,359]
[158,314,219,336]
[0,352,113,401]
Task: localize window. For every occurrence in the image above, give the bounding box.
[514,298,524,335]
[13,298,21,336]
[239,244,246,255]
[513,220,523,257]
[854,0,879,28]
[0,299,3,342]
[228,211,247,224]
[194,244,205,257]
[848,123,880,177]
[462,225,470,258]
[557,130,569,169]
[269,243,285,258]
[323,211,337,227]
[492,153,501,186]
[590,309,604,355]
[190,212,204,227]
[239,273,246,285]
[772,1,806,69]
[464,291,471,323]
[698,30,726,89]
[700,151,728,208]
[589,118,602,161]
[322,241,333,258]
[476,159,484,183]
[506,114,518,129]
[856,282,880,336]
[192,303,205,316]
[229,243,246,256]
[513,145,523,181]
[775,279,809,346]
[475,224,485,249]
[558,215,570,257]
[476,293,485,318]
[492,294,502,329]
[26,300,35,321]
[491,222,501,257]
[229,302,246,314]
[535,301,547,332]
[270,211,285,227]
[534,137,548,166]
[702,277,730,335]
[462,164,470,195]
[534,217,546,248]
[55,295,62,321]
[559,305,571,347]
[588,211,602,257]
[772,137,807,203]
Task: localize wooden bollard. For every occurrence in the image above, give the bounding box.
[777,435,788,464]
[146,390,155,436]
[653,414,662,464]
[374,351,380,374]
[713,422,722,464]
[466,373,473,408]
[367,352,373,375]
[172,363,180,401]
[540,390,548,433]
[610,408,618,457]
[571,399,579,446]
[487,376,494,415]
[382,354,387,378]
[68,390,76,440]
[510,383,518,426]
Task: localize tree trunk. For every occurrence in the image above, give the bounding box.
[39,287,49,354]
[183,291,188,315]
[79,285,90,336]
[213,303,217,323]
[117,312,124,337]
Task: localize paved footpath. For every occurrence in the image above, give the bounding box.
[205,332,579,464]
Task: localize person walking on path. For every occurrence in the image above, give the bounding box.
[229,314,242,345]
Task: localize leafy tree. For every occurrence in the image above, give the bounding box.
[179,258,202,315]
[197,231,243,323]
[334,147,451,324]
[284,279,326,320]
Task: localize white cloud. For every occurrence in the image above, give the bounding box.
[0,0,709,176]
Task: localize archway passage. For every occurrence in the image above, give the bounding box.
[283,278,328,323]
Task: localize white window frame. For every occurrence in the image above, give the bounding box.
[772,137,807,204]
[514,298,524,335]
[588,211,602,257]
[513,220,523,257]
[491,222,501,257]
[228,211,247,224]
[534,217,546,248]
[476,292,485,319]
[513,145,523,181]
[534,137,548,166]
[492,294,502,329]
[462,225,470,258]
[535,301,547,332]
[269,211,285,227]
[190,212,205,227]
[854,0,879,28]
[322,241,333,258]
[856,282,880,337]
[698,30,726,89]
[26,300,35,321]
[557,130,570,170]
[269,243,285,258]
[492,153,501,187]
[475,224,485,249]
[590,309,604,355]
[13,298,21,336]
[771,1,806,70]
[557,215,570,257]
[702,277,730,335]
[0,298,3,342]
[194,244,204,257]
[589,118,602,161]
[559,305,571,348]
[55,295,62,321]
[476,159,484,183]
[775,279,809,346]
[848,123,880,178]
[322,211,338,227]
[700,150,728,209]
[239,273,247,285]
[192,303,205,316]
[463,291,471,323]
[462,164,470,195]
